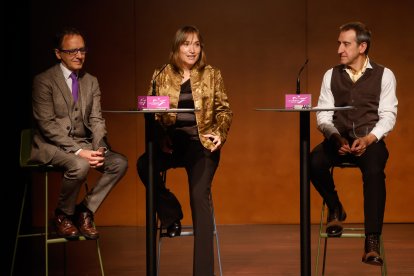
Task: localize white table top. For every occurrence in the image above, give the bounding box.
[255,106,354,112]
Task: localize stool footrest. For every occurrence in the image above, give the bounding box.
[159,229,219,238]
[320,233,365,238]
[159,231,194,238]
[46,236,90,244]
[18,233,46,238]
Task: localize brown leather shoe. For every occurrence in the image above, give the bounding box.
[54,214,79,240]
[362,234,384,266]
[326,203,347,237]
[76,211,99,240]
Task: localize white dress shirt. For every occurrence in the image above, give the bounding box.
[316,60,398,141]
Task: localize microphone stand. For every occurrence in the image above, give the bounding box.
[152,63,168,96]
[296,59,309,94]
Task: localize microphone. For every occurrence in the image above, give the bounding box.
[152,63,168,96]
[296,59,309,94]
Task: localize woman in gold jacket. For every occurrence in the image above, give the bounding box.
[137,25,232,276]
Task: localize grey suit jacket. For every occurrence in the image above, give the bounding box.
[30,64,108,164]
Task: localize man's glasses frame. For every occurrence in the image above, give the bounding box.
[58,47,88,56]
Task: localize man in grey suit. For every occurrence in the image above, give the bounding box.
[30,27,128,240]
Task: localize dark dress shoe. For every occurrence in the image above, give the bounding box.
[167,220,181,238]
[54,214,79,240]
[76,211,99,240]
[362,234,383,266]
[326,203,347,237]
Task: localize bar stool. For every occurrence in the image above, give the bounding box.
[156,171,223,276]
[11,129,104,276]
[315,161,387,276]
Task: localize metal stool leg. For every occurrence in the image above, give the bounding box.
[96,239,105,276]
[45,171,49,276]
[84,182,105,276]
[321,201,329,276]
[321,234,328,276]
[380,235,387,276]
[10,181,28,276]
[211,195,223,276]
[315,200,326,276]
[156,217,163,276]
[63,244,67,276]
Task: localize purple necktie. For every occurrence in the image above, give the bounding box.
[69,72,79,103]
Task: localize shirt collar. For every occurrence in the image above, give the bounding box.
[342,56,371,72]
[59,63,75,79]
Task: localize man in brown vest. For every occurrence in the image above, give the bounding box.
[31,27,128,240]
[310,22,398,266]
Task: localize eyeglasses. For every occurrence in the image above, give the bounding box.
[59,47,87,56]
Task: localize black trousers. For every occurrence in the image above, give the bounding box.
[136,132,220,276]
[310,138,389,234]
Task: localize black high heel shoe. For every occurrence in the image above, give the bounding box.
[167,220,181,238]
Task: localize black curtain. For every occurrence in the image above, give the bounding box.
[3,1,31,275]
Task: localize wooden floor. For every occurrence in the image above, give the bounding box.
[11,223,414,275]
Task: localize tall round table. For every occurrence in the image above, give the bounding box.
[255,106,354,276]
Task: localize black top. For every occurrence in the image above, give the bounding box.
[175,79,199,140]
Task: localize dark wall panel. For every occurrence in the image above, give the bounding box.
[27,0,414,226]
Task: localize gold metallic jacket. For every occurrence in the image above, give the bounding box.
[148,64,233,151]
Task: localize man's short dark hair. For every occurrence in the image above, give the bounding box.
[54,27,84,50]
[340,22,371,54]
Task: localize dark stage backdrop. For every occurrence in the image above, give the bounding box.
[24,0,414,227]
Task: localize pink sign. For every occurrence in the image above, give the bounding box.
[138,96,169,110]
[285,94,312,109]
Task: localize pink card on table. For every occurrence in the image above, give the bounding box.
[285,94,312,109]
[138,96,169,110]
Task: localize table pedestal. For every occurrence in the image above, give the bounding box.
[145,113,157,276]
[255,106,353,276]
[299,111,311,275]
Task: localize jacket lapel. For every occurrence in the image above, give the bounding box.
[190,69,202,103]
[52,64,72,108]
[78,72,88,119]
